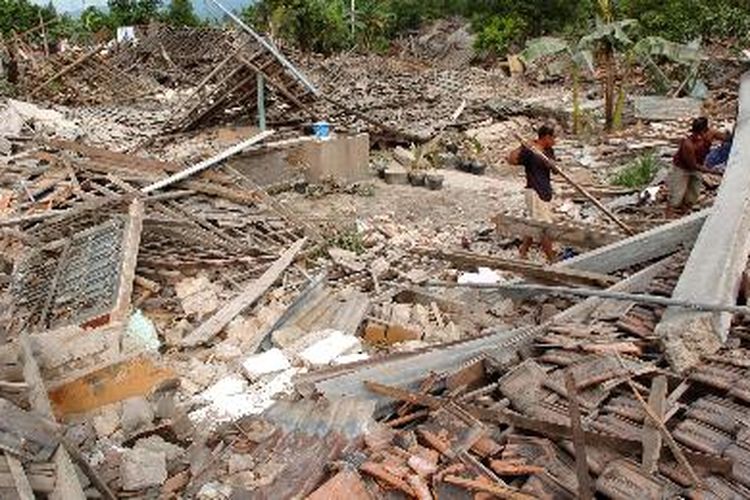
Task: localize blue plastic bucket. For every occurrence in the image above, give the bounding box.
[312,121,331,139]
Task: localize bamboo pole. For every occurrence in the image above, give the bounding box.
[514,133,635,235]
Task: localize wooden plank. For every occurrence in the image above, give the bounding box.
[4,455,34,500]
[110,198,143,323]
[48,354,174,417]
[442,474,535,500]
[417,247,617,287]
[657,73,750,372]
[181,237,306,347]
[493,213,621,249]
[642,375,667,473]
[564,371,593,500]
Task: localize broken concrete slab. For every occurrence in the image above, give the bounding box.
[657,72,750,372]
[559,209,709,274]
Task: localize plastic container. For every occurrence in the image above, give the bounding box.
[312,121,331,140]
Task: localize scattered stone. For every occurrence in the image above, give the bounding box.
[175,274,220,317]
[197,482,233,499]
[92,404,121,439]
[120,397,154,435]
[540,303,560,323]
[120,448,167,491]
[162,471,190,495]
[153,391,177,420]
[134,435,185,463]
[228,453,256,474]
[214,341,243,362]
[328,247,365,272]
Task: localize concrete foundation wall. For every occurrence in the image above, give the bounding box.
[229,133,370,188]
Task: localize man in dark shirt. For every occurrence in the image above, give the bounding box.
[508,125,557,262]
[667,117,727,217]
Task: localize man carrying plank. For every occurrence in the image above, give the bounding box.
[508,125,557,262]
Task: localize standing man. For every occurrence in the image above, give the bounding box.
[667,117,728,217]
[508,125,557,262]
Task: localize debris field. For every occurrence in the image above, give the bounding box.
[1,21,750,500]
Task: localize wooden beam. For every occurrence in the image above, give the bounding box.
[493,213,622,249]
[47,354,174,418]
[564,371,593,500]
[29,47,100,97]
[416,247,617,287]
[180,238,306,347]
[110,197,143,323]
[657,73,750,372]
[642,375,667,473]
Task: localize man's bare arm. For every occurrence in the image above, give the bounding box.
[507,146,522,165]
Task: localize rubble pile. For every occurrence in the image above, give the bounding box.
[1,17,750,500]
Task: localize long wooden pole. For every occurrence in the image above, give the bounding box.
[514,133,635,235]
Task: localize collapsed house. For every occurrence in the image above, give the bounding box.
[1,20,750,500]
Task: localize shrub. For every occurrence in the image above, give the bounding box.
[473,14,527,56]
[611,152,661,188]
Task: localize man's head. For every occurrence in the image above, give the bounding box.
[537,124,556,149]
[691,117,710,140]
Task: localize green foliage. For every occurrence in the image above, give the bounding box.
[80,6,110,32]
[243,0,349,53]
[611,152,661,188]
[329,227,365,254]
[473,14,526,56]
[165,0,199,27]
[108,0,162,27]
[618,0,750,42]
[0,0,56,36]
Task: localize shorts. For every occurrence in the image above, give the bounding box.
[668,167,702,208]
[525,189,553,223]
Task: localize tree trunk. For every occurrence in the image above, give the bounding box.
[604,41,615,132]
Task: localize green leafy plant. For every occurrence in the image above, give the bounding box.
[329,227,365,254]
[611,152,661,188]
[474,14,527,56]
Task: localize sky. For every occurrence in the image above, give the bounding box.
[33,0,253,19]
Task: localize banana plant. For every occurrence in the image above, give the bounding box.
[520,19,704,132]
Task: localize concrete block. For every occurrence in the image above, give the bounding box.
[302,133,370,184]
